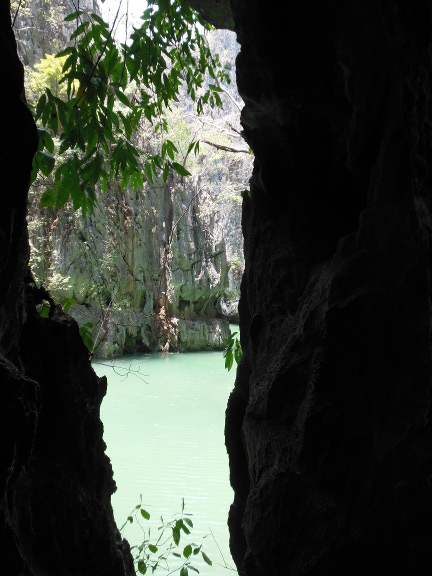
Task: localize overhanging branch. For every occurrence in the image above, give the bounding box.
[201,139,250,154]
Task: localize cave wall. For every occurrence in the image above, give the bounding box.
[218,1,432,575]
[0,5,134,574]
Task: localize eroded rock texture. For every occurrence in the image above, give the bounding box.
[220,1,432,575]
[0,6,133,575]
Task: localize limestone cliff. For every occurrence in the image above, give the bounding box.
[29,173,232,355]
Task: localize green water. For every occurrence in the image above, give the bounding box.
[95,350,238,576]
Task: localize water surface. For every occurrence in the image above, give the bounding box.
[96,351,238,576]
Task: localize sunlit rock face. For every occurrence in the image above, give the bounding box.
[194,1,432,574]
[0,6,134,575]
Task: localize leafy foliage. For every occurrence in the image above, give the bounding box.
[121,498,212,575]
[79,321,95,352]
[31,1,230,216]
[27,53,69,99]
[223,329,242,371]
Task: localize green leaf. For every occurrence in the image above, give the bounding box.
[201,552,212,566]
[61,297,77,313]
[56,46,76,58]
[162,163,170,182]
[209,83,223,93]
[171,162,191,177]
[183,518,193,528]
[140,508,151,520]
[183,545,192,559]
[38,303,50,318]
[35,93,47,117]
[44,131,55,154]
[101,176,108,193]
[144,163,153,184]
[143,106,153,123]
[148,544,158,553]
[36,151,55,177]
[79,323,94,352]
[181,523,190,535]
[224,329,241,371]
[116,89,130,108]
[165,139,178,160]
[137,560,147,575]
[64,10,84,21]
[121,171,130,191]
[56,180,70,208]
[180,567,188,576]
[91,12,109,27]
[70,21,90,41]
[224,349,233,372]
[40,189,56,208]
[172,526,181,546]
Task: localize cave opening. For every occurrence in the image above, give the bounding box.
[8,1,248,574]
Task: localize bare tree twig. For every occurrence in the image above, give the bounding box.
[208,526,237,572]
[218,83,243,113]
[169,186,204,246]
[11,0,23,28]
[92,360,149,384]
[93,287,117,352]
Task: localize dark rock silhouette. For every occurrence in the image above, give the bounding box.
[221,1,432,574]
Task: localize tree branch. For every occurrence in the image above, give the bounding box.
[201,139,250,154]
[11,0,23,28]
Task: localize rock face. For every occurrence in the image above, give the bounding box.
[13,0,99,66]
[29,175,232,356]
[219,1,432,575]
[0,5,133,575]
